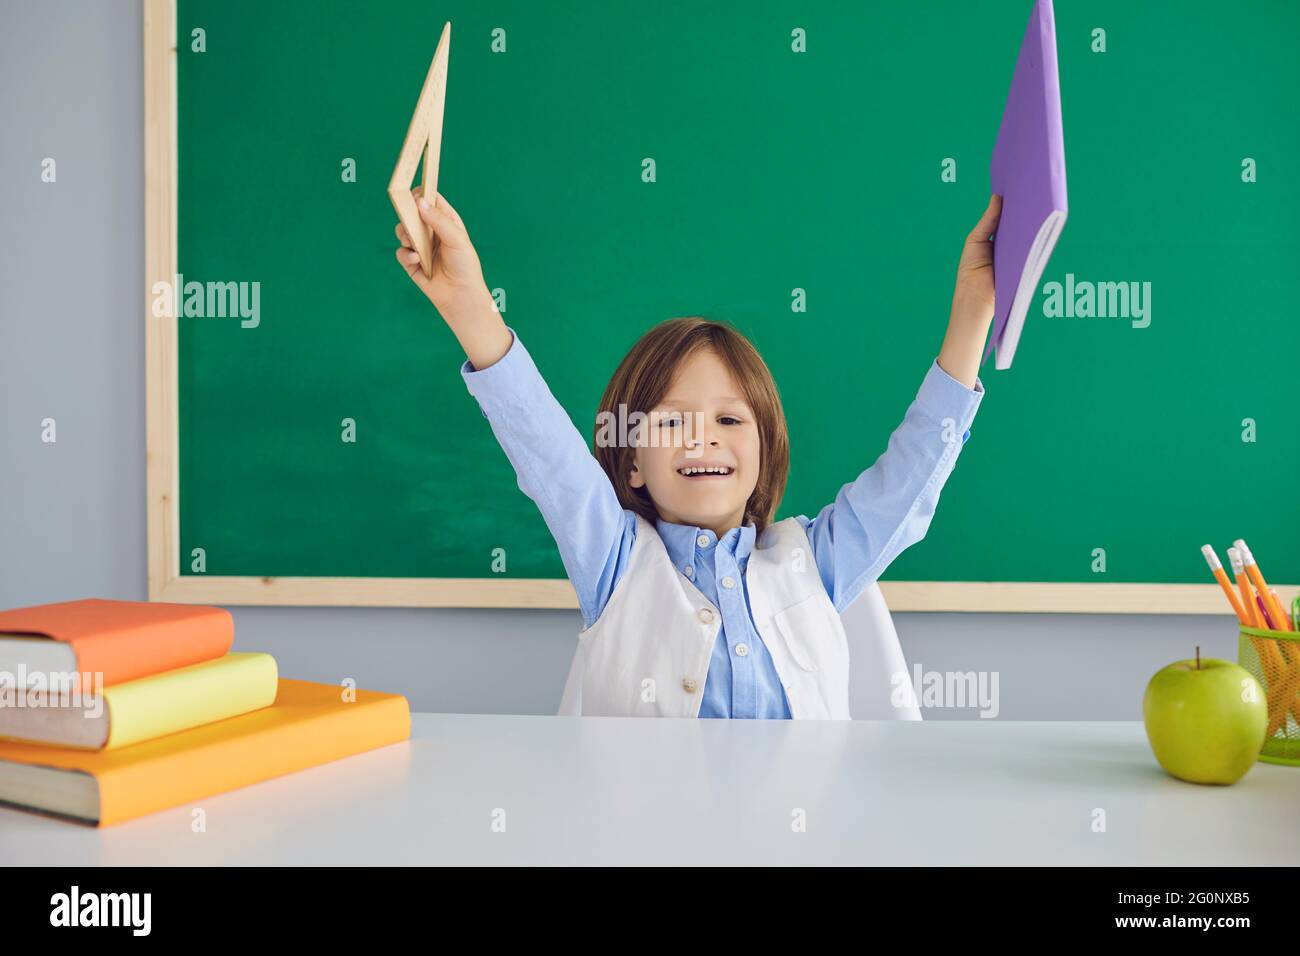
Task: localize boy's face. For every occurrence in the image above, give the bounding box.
[628,348,761,536]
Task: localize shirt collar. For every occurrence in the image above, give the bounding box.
[655,517,757,578]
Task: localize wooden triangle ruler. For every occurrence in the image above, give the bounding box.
[388,22,451,279]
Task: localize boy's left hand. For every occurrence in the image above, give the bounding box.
[937,194,1002,389]
[950,193,1002,329]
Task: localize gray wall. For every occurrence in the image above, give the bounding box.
[0,1,1234,719]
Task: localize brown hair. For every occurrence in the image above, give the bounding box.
[592,317,789,534]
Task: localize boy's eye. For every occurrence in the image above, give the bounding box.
[658,415,742,426]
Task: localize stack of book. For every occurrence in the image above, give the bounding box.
[0,598,409,826]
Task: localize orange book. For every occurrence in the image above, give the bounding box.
[0,679,411,826]
[0,598,233,687]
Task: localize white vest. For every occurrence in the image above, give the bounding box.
[567,512,851,719]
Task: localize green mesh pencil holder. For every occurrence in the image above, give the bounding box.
[1238,625,1300,766]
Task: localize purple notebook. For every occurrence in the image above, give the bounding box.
[984,0,1068,369]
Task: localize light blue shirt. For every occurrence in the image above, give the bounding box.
[461,326,984,719]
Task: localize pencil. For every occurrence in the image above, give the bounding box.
[1268,589,1292,632]
[1228,548,1260,627]
[1234,539,1290,635]
[1201,544,1247,622]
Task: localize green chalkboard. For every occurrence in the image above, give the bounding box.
[174,0,1300,595]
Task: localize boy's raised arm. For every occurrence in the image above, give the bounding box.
[458,324,632,627]
[395,190,630,627]
[801,195,1001,610]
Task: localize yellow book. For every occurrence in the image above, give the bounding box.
[0,651,278,750]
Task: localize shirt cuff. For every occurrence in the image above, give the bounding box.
[916,358,985,444]
[460,325,531,418]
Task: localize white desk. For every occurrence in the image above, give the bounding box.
[2,715,1296,865]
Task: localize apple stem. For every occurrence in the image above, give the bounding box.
[1196,645,1201,670]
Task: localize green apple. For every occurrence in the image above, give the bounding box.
[1143,656,1268,785]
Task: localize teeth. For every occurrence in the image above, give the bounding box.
[679,466,731,476]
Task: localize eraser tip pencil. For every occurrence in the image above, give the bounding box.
[1201,544,1247,623]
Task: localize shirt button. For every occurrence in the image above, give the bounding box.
[682,677,698,693]
[735,642,749,657]
[697,607,715,624]
[697,533,710,547]
[721,576,735,589]
[684,564,694,577]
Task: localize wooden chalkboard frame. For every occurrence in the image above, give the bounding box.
[143,0,1270,614]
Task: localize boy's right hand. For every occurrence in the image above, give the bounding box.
[394,187,493,327]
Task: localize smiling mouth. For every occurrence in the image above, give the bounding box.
[676,466,734,480]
